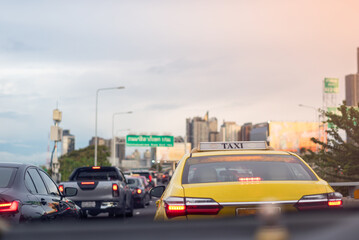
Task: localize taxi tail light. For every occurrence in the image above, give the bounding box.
[185,198,222,215]
[0,201,19,213]
[59,185,64,193]
[164,197,221,219]
[112,184,119,197]
[164,197,186,218]
[295,192,343,211]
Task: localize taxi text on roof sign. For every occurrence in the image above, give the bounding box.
[198,141,268,151]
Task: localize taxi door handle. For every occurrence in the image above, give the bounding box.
[40,198,47,205]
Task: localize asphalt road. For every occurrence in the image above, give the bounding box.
[84,198,157,223]
[4,203,359,240]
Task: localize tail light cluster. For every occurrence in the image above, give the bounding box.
[112,184,119,197]
[295,192,343,210]
[164,197,222,219]
[59,185,64,194]
[131,188,142,194]
[0,201,19,213]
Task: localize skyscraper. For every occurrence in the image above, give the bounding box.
[62,130,75,155]
[186,112,219,149]
[345,48,359,106]
[219,121,241,141]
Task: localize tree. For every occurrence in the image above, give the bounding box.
[303,102,359,181]
[59,145,111,181]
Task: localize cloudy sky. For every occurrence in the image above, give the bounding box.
[0,0,358,165]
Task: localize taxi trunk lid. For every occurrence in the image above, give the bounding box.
[182,180,332,217]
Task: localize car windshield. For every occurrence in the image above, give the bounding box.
[127,178,143,188]
[74,169,119,181]
[182,154,317,184]
[132,172,150,179]
[0,167,16,188]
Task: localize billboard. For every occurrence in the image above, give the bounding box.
[156,143,192,162]
[268,121,324,152]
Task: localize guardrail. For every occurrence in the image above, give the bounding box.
[329,182,359,198]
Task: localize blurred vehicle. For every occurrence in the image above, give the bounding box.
[151,141,343,221]
[126,176,150,208]
[0,163,80,224]
[59,166,133,218]
[161,172,170,184]
[132,170,157,187]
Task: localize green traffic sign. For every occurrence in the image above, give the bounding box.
[126,135,174,147]
[324,78,339,93]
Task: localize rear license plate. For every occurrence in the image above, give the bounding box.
[82,201,96,208]
[236,207,281,216]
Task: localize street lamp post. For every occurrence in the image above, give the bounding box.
[94,86,125,166]
[112,111,132,167]
[298,104,321,152]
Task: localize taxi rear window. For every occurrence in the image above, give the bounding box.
[182,155,317,184]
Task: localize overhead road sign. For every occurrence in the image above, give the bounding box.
[126,135,174,147]
[324,78,339,93]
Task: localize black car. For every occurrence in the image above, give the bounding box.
[126,176,150,208]
[0,163,80,224]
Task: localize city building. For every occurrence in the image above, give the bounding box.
[345,47,359,106]
[89,137,106,146]
[61,130,75,155]
[239,122,252,141]
[186,111,219,148]
[219,121,241,141]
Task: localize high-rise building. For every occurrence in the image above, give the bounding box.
[239,122,252,141]
[89,137,105,146]
[345,48,359,106]
[219,121,241,141]
[186,112,219,148]
[61,130,75,155]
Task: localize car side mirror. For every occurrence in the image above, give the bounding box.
[150,186,166,198]
[64,187,78,197]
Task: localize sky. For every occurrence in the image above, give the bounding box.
[0,0,358,165]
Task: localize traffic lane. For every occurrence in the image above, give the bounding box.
[83,198,157,222]
[3,209,359,240]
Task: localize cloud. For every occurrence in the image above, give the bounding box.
[0,111,25,119]
[0,151,48,166]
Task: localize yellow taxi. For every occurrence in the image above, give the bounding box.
[150,141,343,221]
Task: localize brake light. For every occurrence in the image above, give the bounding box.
[0,201,19,213]
[163,175,166,178]
[149,175,152,182]
[328,200,342,206]
[137,189,142,194]
[92,166,101,169]
[295,192,343,210]
[112,184,119,197]
[81,182,95,185]
[164,197,222,219]
[59,185,64,193]
[238,177,262,182]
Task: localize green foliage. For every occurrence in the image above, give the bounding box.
[59,145,111,181]
[303,102,359,181]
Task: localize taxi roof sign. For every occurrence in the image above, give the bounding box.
[198,141,268,151]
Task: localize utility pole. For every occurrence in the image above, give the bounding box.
[50,109,62,182]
